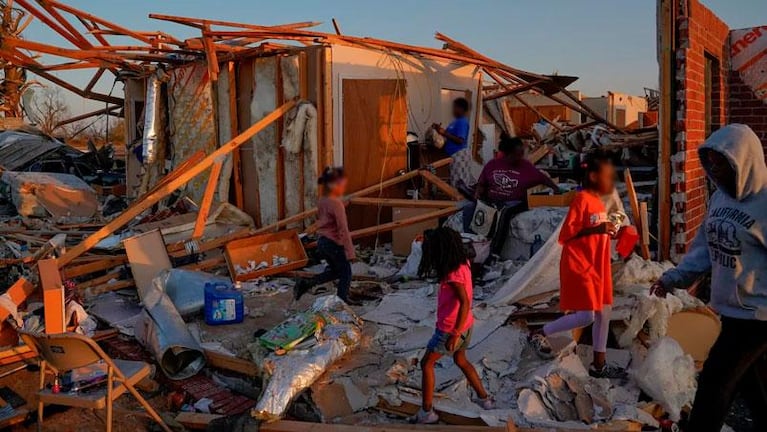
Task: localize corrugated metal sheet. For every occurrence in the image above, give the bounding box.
[0,131,62,171]
[168,62,217,203]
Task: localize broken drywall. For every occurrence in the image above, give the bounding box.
[281,55,303,220]
[216,65,234,202]
[251,57,279,226]
[167,62,217,203]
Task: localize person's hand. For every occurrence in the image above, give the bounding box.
[650,281,669,298]
[432,123,444,135]
[597,222,618,237]
[445,334,461,352]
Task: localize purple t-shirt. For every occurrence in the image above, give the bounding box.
[478,158,549,202]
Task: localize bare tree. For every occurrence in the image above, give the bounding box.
[0,1,34,118]
[28,87,70,136]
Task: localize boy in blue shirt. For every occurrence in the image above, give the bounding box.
[433,97,470,156]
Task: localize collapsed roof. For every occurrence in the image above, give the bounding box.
[0,0,619,131]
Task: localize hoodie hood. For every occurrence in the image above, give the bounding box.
[699,124,767,200]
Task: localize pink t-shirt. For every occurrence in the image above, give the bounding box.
[436,262,474,334]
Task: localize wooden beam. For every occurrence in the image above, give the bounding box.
[251,158,453,235]
[45,0,156,45]
[0,278,35,324]
[276,57,286,220]
[482,79,548,101]
[657,0,674,260]
[192,161,224,240]
[228,61,244,209]
[331,18,342,35]
[201,25,220,81]
[349,197,458,209]
[203,350,259,376]
[56,104,120,128]
[61,256,127,279]
[640,201,651,248]
[56,99,297,268]
[419,170,463,201]
[349,206,458,240]
[624,169,650,259]
[16,0,90,48]
[512,93,564,132]
[39,258,66,334]
[261,420,504,432]
[175,413,224,430]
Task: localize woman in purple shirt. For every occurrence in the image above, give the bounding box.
[464,136,560,254]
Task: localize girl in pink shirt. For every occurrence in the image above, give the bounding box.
[413,227,493,424]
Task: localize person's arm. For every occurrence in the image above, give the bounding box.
[435,120,469,146]
[651,226,711,296]
[576,222,617,238]
[474,166,490,200]
[532,165,562,193]
[332,200,356,260]
[446,280,470,351]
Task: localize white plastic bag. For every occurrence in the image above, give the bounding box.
[397,239,423,278]
[632,337,697,421]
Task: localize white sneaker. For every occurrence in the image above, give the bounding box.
[410,408,439,424]
[474,395,495,410]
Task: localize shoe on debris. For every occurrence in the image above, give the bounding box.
[410,408,439,424]
[293,279,311,301]
[528,332,554,359]
[589,363,627,380]
[474,395,495,410]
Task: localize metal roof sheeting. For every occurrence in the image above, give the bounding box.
[0,130,63,171]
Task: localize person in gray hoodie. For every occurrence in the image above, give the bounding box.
[651,124,767,431]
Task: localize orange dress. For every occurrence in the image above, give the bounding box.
[558,191,613,311]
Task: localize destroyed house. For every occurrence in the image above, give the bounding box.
[0,2,617,236]
[121,43,484,229]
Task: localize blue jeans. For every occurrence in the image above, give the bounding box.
[426,328,473,355]
[311,237,352,301]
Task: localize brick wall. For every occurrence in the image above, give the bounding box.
[729,72,767,143]
[671,0,730,261]
[728,23,767,145]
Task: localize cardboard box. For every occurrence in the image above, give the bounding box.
[225,230,308,282]
[527,190,576,208]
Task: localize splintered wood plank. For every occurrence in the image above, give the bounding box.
[203,350,259,376]
[419,170,463,201]
[175,412,224,430]
[56,99,296,268]
[624,169,650,259]
[192,161,224,239]
[39,258,66,334]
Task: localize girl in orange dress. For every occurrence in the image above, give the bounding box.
[528,150,624,378]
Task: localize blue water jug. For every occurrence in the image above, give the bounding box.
[204,282,244,325]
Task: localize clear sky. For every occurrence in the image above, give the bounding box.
[20,0,767,114]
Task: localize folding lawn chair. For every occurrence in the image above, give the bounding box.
[18,331,171,432]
